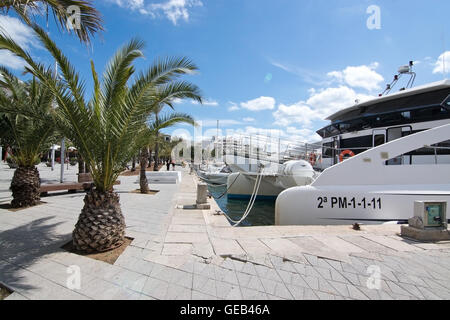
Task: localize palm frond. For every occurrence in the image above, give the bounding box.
[1,0,103,45]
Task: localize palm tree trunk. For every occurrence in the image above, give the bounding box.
[139,147,149,193]
[153,140,159,171]
[72,189,125,253]
[147,149,152,168]
[10,166,40,208]
[78,156,85,174]
[131,156,136,172]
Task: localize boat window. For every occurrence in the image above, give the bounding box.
[322,142,333,158]
[374,134,385,147]
[401,111,411,119]
[318,104,450,138]
[340,136,372,155]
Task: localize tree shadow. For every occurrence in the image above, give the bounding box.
[0,216,71,291]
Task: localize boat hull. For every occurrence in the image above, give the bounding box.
[197,171,229,185]
[227,172,314,200]
[275,184,450,225]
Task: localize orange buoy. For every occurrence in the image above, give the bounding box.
[339,149,355,162]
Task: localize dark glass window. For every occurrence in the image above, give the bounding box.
[322,142,333,158]
[317,105,450,138]
[374,134,385,147]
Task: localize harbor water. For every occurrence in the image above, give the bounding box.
[207,184,275,226]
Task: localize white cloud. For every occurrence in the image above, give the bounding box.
[199,119,241,127]
[241,96,276,111]
[0,51,28,70]
[273,86,375,127]
[285,127,321,143]
[192,98,218,107]
[327,62,384,91]
[243,117,255,122]
[227,102,239,111]
[433,51,450,74]
[0,15,38,70]
[110,0,202,25]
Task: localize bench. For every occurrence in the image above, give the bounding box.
[39,180,121,196]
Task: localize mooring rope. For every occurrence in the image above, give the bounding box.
[220,167,264,227]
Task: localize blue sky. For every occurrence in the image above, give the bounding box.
[1,0,449,143]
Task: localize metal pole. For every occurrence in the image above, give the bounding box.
[51,146,55,171]
[60,138,65,183]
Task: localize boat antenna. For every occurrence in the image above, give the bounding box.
[380,60,416,96]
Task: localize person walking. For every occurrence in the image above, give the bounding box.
[166,159,170,171]
[171,159,175,171]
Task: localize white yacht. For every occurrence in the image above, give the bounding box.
[226,160,317,200]
[275,67,450,225]
[276,123,450,225]
[197,162,232,185]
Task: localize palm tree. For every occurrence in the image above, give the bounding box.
[0,68,55,208]
[0,23,202,252]
[1,0,103,44]
[138,112,195,193]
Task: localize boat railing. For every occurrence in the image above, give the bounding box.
[208,134,322,164]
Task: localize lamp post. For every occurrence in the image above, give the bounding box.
[60,138,65,183]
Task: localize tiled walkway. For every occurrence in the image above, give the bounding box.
[1,162,450,300]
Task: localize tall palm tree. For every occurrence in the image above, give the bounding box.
[0,67,55,208]
[1,0,103,44]
[138,112,195,193]
[0,23,202,252]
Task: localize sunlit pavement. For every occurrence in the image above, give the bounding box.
[1,162,450,300]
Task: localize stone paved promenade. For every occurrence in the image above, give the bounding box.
[1,162,450,300]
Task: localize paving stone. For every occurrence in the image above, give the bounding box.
[302,275,319,290]
[363,234,422,252]
[103,268,148,292]
[416,286,443,300]
[254,264,283,282]
[165,283,192,300]
[240,287,268,300]
[211,238,246,256]
[385,280,414,297]
[339,271,361,286]
[162,243,193,256]
[165,232,209,244]
[318,277,341,296]
[193,261,216,279]
[215,281,240,299]
[347,285,369,300]
[259,238,307,264]
[289,238,350,263]
[191,290,217,300]
[150,265,193,289]
[214,266,239,285]
[4,292,30,300]
[196,277,217,297]
[358,287,394,300]
[237,238,275,256]
[142,277,169,300]
[114,256,155,276]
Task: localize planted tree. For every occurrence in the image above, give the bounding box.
[0,68,55,208]
[138,112,195,193]
[0,23,202,252]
